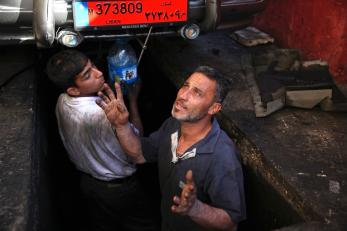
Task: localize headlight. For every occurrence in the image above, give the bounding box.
[180,24,200,40]
[56,28,84,47]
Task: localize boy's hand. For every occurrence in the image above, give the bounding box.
[171,170,197,216]
[96,83,129,128]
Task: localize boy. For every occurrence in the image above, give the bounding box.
[46,49,157,231]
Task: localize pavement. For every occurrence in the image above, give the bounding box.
[0,46,37,230]
[148,31,347,230]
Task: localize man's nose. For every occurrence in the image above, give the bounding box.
[178,88,190,100]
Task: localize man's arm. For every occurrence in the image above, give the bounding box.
[96,83,146,164]
[187,199,236,231]
[171,170,237,231]
[125,81,144,135]
[112,122,145,164]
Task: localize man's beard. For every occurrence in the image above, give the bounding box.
[171,107,207,123]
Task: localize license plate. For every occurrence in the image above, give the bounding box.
[73,0,188,30]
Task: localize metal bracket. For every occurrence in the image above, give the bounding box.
[33,0,55,48]
[199,0,221,32]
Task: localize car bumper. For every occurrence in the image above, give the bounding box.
[0,0,267,47]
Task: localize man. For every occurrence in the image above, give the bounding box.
[97,66,246,231]
[46,49,158,231]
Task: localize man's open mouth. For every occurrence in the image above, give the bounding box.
[175,101,187,111]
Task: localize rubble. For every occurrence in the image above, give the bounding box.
[230,26,274,47]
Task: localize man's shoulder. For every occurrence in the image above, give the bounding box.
[213,129,240,162]
[218,129,236,147]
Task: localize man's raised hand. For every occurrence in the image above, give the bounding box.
[96,83,129,128]
[171,170,197,216]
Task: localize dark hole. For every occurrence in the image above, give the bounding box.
[38,42,177,231]
[37,40,302,231]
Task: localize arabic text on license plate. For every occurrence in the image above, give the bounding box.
[74,0,188,28]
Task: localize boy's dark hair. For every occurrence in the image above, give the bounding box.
[193,66,231,103]
[46,49,88,90]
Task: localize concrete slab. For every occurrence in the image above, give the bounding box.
[148,32,347,230]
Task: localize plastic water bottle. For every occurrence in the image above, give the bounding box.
[107,39,138,93]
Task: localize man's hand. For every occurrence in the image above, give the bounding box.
[172,170,236,230]
[96,83,129,128]
[125,79,142,103]
[171,170,197,216]
[124,80,144,135]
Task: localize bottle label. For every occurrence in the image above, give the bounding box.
[117,65,138,84]
[108,63,138,86]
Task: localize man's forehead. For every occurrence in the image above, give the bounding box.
[186,72,216,91]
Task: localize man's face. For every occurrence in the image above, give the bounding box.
[171,72,220,122]
[73,59,105,96]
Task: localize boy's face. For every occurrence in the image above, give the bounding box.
[68,59,105,96]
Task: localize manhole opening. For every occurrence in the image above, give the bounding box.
[38,41,302,231]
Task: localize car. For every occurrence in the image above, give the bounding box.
[0,0,267,47]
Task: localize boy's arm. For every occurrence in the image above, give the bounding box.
[97,83,146,164]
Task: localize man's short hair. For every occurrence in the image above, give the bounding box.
[193,66,231,103]
[46,49,88,90]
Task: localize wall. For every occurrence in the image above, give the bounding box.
[253,0,347,91]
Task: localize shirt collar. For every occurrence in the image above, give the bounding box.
[170,118,221,163]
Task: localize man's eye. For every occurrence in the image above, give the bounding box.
[193,89,202,97]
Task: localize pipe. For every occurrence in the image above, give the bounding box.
[0,31,35,45]
[199,0,221,32]
[0,0,33,26]
[33,0,55,48]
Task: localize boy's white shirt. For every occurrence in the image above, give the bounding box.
[56,93,136,181]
